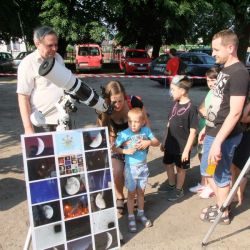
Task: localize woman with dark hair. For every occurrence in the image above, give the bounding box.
[97,80,149,213]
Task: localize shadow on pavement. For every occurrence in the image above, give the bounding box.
[0,177,26,211]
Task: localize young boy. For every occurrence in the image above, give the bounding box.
[114,108,160,233]
[160,75,198,201]
[190,67,220,199]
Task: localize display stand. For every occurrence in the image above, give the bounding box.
[201,156,250,246]
[22,128,120,250]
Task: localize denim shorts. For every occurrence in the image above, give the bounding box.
[124,163,149,192]
[200,133,242,187]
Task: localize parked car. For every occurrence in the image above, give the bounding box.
[189,48,212,55]
[179,52,216,77]
[119,49,152,74]
[149,53,170,84]
[12,51,32,70]
[0,52,14,72]
[149,52,216,85]
[75,44,103,72]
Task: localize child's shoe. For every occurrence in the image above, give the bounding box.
[128,215,137,233]
[137,213,152,228]
[199,186,214,199]
[189,183,205,193]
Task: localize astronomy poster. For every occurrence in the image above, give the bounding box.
[21,127,120,250]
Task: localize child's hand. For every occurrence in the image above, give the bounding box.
[160,143,165,152]
[181,150,189,162]
[198,128,205,144]
[124,148,137,155]
[135,140,151,150]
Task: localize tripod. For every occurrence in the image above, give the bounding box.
[201,156,250,246]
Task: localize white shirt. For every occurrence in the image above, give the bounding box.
[17,50,64,124]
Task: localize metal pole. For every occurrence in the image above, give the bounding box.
[23,226,31,250]
[201,156,250,246]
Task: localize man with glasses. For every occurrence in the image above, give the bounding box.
[17,26,65,134]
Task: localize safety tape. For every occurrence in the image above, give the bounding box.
[0,72,206,79]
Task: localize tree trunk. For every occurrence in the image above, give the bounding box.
[58,37,68,59]
[234,9,250,63]
[152,43,161,59]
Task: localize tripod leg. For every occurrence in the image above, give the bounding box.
[201,156,250,246]
[23,226,31,250]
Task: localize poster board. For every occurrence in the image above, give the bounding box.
[21,127,120,250]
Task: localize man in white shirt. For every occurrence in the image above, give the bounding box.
[17,26,65,134]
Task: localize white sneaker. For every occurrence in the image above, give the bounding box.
[189,183,205,193]
[199,186,215,199]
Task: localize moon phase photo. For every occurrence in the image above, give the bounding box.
[85,150,109,172]
[83,129,107,150]
[90,189,114,212]
[24,135,54,158]
[94,229,118,250]
[32,201,61,227]
[67,236,92,250]
[60,174,86,198]
[27,157,56,181]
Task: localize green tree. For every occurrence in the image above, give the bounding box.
[40,0,109,56]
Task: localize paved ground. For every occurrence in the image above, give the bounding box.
[0,75,250,250]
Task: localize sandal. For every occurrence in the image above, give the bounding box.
[116,199,125,214]
[210,214,231,225]
[200,210,218,222]
[201,204,218,214]
[128,216,137,233]
[137,214,152,228]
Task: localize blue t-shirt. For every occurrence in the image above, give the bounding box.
[115,126,155,166]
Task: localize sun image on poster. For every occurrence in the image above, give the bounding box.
[21,127,120,250]
[63,194,89,219]
[55,130,83,155]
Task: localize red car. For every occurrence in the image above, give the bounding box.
[75,44,103,72]
[119,49,152,74]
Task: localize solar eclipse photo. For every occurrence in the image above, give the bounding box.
[83,129,107,150]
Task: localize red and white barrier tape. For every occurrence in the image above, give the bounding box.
[0,72,205,79]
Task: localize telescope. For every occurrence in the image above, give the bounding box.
[30,58,111,130]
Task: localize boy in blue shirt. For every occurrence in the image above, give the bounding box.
[114,108,160,233]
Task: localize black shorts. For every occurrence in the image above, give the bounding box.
[232,131,250,170]
[163,152,190,169]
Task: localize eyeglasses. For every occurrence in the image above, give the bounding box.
[42,43,58,49]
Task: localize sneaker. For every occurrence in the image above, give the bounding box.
[168,188,184,201]
[158,182,176,193]
[189,183,206,193]
[199,186,215,199]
